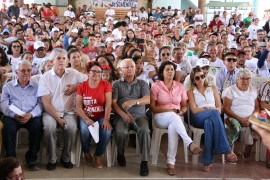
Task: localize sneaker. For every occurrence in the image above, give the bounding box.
[117,153,126,167]
[60,159,73,169]
[46,162,57,171]
[25,161,39,171]
[140,161,149,176]
[94,156,103,169]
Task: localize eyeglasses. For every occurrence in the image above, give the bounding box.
[194,74,205,81]
[240,77,251,81]
[90,70,102,74]
[12,46,21,48]
[226,58,237,62]
[7,172,25,180]
[161,53,170,57]
[18,69,31,73]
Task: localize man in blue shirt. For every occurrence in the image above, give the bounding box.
[1,60,43,171]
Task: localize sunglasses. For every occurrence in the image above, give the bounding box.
[12,45,21,48]
[161,53,170,57]
[226,58,237,62]
[194,74,205,81]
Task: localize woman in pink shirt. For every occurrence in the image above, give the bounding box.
[150,61,202,176]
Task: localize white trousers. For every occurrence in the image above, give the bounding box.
[154,112,192,165]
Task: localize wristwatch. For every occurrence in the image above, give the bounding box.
[136,101,140,106]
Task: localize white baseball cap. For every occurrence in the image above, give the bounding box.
[113,42,125,49]
[34,41,45,50]
[196,58,210,67]
[51,27,59,32]
[71,28,78,33]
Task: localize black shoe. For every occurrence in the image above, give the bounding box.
[140,161,149,176]
[117,153,126,167]
[60,159,73,169]
[46,162,57,171]
[25,161,39,171]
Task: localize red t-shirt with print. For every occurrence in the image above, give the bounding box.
[77,80,112,120]
[81,46,97,60]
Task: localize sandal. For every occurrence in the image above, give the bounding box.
[225,152,238,164]
[167,164,176,176]
[189,142,202,155]
[203,164,212,172]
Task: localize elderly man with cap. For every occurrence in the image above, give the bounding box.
[138,7,148,20]
[215,52,238,94]
[184,58,216,90]
[32,41,49,67]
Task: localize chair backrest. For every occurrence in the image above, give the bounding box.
[251,77,269,92]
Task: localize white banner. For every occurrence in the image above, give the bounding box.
[92,0,138,8]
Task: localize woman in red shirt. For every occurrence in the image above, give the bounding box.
[76,61,112,168]
[208,15,224,31]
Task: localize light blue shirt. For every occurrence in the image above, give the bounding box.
[0,79,43,118]
[215,67,238,94]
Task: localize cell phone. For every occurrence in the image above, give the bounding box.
[137,39,145,44]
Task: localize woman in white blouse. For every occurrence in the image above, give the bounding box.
[187,66,237,172]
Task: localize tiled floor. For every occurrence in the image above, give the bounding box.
[15,136,270,180]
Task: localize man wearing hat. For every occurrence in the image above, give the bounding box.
[64,5,75,19]
[1,29,11,39]
[236,51,246,69]
[247,17,262,40]
[33,41,49,67]
[215,52,238,94]
[183,58,216,90]
[51,27,61,48]
[138,7,148,20]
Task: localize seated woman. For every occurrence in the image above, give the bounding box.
[187,66,237,172]
[150,61,202,176]
[223,68,260,159]
[258,80,270,168]
[0,157,24,180]
[76,61,112,168]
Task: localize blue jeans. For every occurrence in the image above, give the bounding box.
[191,110,231,165]
[79,118,112,157]
[2,115,43,163]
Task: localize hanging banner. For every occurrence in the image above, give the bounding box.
[92,0,138,8]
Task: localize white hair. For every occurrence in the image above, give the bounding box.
[50,48,67,60]
[120,58,135,68]
[236,68,252,80]
[15,60,31,71]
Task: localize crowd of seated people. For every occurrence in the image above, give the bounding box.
[0,1,270,177]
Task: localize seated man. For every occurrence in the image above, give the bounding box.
[112,58,151,176]
[215,52,238,94]
[37,48,87,171]
[1,60,43,171]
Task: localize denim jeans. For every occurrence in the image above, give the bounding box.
[79,118,112,157]
[2,115,43,164]
[191,110,231,165]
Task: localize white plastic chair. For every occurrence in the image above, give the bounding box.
[111,130,139,165]
[150,115,188,165]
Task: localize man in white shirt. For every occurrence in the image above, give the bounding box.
[207,43,226,76]
[193,9,203,27]
[32,41,49,67]
[220,11,230,26]
[104,4,115,22]
[248,17,263,40]
[37,48,88,171]
[138,7,148,20]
